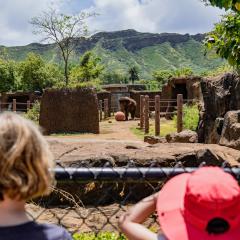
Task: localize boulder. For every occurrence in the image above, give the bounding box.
[198,73,240,143]
[144,136,167,144]
[166,130,198,143]
[219,110,240,150]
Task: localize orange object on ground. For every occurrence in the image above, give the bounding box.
[115,111,125,121]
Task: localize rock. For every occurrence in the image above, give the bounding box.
[45,139,240,205]
[219,110,240,150]
[166,130,198,143]
[198,73,240,144]
[144,136,167,144]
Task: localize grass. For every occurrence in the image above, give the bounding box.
[130,119,177,139]
[73,232,126,240]
[173,104,199,131]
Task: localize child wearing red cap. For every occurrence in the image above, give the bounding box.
[119,167,240,240]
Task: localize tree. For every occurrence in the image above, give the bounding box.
[102,72,128,84]
[203,0,240,70]
[128,66,139,84]
[18,53,63,91]
[205,12,240,69]
[153,70,173,84]
[31,9,95,85]
[0,59,16,92]
[202,0,240,11]
[70,51,104,82]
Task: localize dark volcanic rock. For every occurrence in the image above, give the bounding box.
[198,73,240,144]
[219,110,240,150]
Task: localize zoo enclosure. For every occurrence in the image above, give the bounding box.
[140,94,196,136]
[0,99,33,112]
[28,164,240,235]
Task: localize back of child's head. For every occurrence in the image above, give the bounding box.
[0,112,54,201]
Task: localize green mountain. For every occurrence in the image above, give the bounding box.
[1,29,224,79]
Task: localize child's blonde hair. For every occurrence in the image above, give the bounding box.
[0,112,54,201]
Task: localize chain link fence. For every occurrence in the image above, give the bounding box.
[26,162,240,237]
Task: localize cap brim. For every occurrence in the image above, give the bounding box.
[157,173,240,240]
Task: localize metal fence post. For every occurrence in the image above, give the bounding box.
[144,95,149,134]
[13,99,16,112]
[99,100,103,122]
[155,95,160,136]
[104,99,108,119]
[177,94,183,133]
[140,95,145,129]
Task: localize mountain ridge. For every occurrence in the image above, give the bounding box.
[0,29,223,79]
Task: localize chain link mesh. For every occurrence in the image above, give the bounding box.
[26,162,240,236]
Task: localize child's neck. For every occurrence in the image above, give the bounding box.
[0,196,30,226]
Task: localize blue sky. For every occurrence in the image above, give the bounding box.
[0,0,224,46]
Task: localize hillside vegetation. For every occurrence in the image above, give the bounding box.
[0,29,225,80]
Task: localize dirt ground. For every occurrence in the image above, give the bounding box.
[47,118,140,141]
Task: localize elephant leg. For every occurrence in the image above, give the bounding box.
[125,109,129,121]
[131,109,135,120]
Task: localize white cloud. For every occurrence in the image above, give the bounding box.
[0,0,61,46]
[0,0,224,46]
[87,0,224,34]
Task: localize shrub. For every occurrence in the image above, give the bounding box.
[24,101,40,123]
[174,104,199,131]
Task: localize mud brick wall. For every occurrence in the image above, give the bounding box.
[97,91,111,116]
[130,90,161,117]
[39,88,99,134]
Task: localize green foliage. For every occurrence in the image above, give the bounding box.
[202,0,240,11]
[173,67,193,77]
[174,104,199,131]
[200,64,233,77]
[128,66,139,84]
[18,53,63,91]
[205,12,240,70]
[152,70,173,83]
[2,36,225,80]
[102,72,128,84]
[73,232,125,240]
[70,51,104,83]
[68,79,103,92]
[0,59,16,92]
[24,101,40,123]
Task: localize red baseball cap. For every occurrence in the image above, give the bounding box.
[157,167,240,240]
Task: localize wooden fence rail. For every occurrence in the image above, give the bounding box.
[0,99,32,113]
[140,94,185,136]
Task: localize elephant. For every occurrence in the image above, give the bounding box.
[119,97,137,121]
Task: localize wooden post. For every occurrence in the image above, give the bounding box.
[144,95,149,134]
[99,100,103,121]
[155,95,160,136]
[140,95,145,129]
[104,99,108,119]
[177,94,183,133]
[27,100,31,111]
[13,99,16,112]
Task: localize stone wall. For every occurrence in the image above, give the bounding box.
[39,88,99,134]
